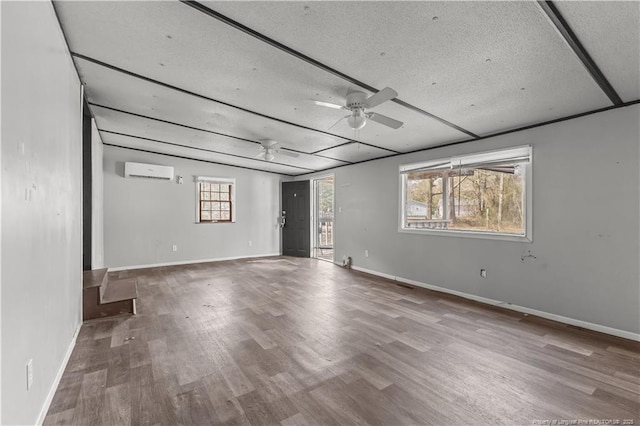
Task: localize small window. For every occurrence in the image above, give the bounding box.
[400,146,531,240]
[196,177,236,223]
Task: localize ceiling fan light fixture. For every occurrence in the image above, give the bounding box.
[347,108,367,129]
[264,151,274,161]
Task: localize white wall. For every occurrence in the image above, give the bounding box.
[301,105,640,336]
[1,2,83,424]
[91,119,105,269]
[103,146,284,269]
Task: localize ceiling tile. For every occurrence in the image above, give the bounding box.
[554,1,640,102]
[318,143,394,164]
[101,132,308,176]
[208,1,614,134]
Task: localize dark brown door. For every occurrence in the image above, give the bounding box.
[282,181,310,257]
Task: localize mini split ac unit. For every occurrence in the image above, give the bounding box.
[124,162,174,180]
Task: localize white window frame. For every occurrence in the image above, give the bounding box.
[195,176,236,223]
[398,146,532,242]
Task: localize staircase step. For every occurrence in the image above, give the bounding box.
[83,269,138,321]
[101,278,138,304]
[82,268,108,289]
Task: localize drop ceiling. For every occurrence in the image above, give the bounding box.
[54,1,639,176]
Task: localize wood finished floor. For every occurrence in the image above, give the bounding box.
[45,257,639,425]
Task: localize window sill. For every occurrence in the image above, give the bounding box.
[398,226,531,242]
[196,221,236,224]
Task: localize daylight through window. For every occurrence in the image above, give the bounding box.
[400,146,531,238]
[196,177,236,223]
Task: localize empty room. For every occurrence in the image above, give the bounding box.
[1,0,639,425]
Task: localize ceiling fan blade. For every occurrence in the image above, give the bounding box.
[311,100,347,110]
[365,87,398,108]
[255,151,266,159]
[277,149,300,158]
[328,115,349,130]
[367,112,403,129]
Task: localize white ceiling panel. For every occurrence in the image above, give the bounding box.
[208,1,614,135]
[74,57,348,154]
[101,133,309,176]
[92,105,347,172]
[318,143,395,164]
[554,1,640,102]
[54,1,638,174]
[56,1,470,152]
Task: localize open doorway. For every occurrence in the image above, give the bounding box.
[312,175,334,262]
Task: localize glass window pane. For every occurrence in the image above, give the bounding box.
[212,202,220,211]
[202,191,210,200]
[212,192,221,201]
[211,184,220,192]
[220,184,230,193]
[220,202,229,211]
[221,211,230,220]
[405,172,445,229]
[201,211,211,220]
[447,168,524,235]
[220,192,229,201]
[213,211,221,220]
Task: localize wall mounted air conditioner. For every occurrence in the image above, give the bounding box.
[124,162,174,180]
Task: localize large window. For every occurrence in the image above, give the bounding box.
[400,146,531,239]
[196,177,236,223]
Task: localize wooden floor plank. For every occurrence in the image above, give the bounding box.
[46,257,640,425]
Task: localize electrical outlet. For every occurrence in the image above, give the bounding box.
[365,249,369,257]
[172,244,178,252]
[480,269,487,278]
[248,240,252,247]
[26,359,33,390]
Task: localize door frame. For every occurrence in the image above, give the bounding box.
[310,174,335,262]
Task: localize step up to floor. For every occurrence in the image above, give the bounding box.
[83,268,108,290]
[82,269,137,321]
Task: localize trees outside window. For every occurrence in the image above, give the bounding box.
[401,146,531,238]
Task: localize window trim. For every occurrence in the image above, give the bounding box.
[398,146,532,242]
[195,176,236,223]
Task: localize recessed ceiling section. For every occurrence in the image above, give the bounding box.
[553,1,640,102]
[208,1,614,135]
[319,143,395,164]
[74,57,348,154]
[92,105,346,171]
[101,132,309,176]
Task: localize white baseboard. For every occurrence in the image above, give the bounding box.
[352,265,640,342]
[108,252,281,272]
[36,322,81,425]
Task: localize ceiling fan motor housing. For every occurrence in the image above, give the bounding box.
[345,91,368,110]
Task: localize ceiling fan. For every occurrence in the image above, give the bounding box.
[311,87,404,130]
[256,139,299,162]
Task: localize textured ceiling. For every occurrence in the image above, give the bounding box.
[54,1,640,176]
